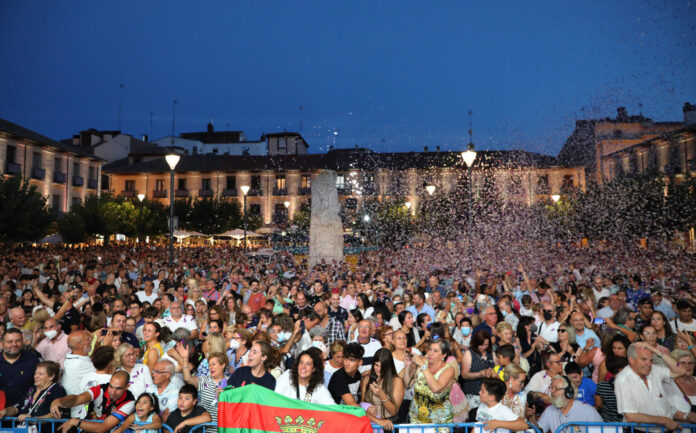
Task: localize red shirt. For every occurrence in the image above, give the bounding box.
[247,292,267,313]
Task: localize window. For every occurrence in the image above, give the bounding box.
[178,179,187,190]
[52,195,61,211]
[536,175,549,194]
[226,176,236,190]
[202,178,211,190]
[250,204,261,216]
[561,175,574,193]
[251,175,261,190]
[54,157,63,174]
[88,166,95,180]
[6,145,16,163]
[125,180,136,192]
[275,175,286,190]
[72,197,81,207]
[336,174,346,188]
[155,179,164,191]
[278,137,287,151]
[73,162,81,177]
[32,152,42,169]
[274,203,289,223]
[301,175,311,189]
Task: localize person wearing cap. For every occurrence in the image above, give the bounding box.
[671,301,696,334]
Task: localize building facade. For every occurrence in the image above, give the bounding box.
[103,147,585,228]
[0,119,104,213]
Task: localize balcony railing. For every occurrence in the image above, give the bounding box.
[153,190,167,198]
[53,172,66,184]
[72,176,84,187]
[198,189,213,197]
[5,162,21,175]
[31,167,45,180]
[88,179,99,189]
[273,188,287,196]
[122,190,136,198]
[247,188,263,196]
[337,186,352,196]
[222,189,237,197]
[298,187,311,196]
[175,189,189,197]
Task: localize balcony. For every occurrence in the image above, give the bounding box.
[175,189,189,197]
[72,176,84,187]
[247,188,263,197]
[198,189,213,197]
[337,186,352,196]
[153,190,167,198]
[298,187,311,196]
[122,190,136,198]
[53,172,66,184]
[222,189,237,197]
[5,162,21,175]
[273,188,288,196]
[88,179,99,189]
[31,167,46,180]
[363,186,377,196]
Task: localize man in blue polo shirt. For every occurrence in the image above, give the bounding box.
[0,328,39,407]
[407,291,435,326]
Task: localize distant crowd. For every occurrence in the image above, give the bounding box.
[0,240,695,433]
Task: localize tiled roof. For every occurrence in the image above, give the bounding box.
[0,118,104,161]
[104,148,559,174]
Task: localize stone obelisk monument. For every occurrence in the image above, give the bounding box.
[308,170,344,267]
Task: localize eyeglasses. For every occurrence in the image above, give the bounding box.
[549,386,568,393]
[152,370,170,375]
[558,329,567,333]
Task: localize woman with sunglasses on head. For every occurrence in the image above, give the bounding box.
[360,348,404,432]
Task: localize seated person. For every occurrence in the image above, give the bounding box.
[475,378,528,433]
[163,384,212,433]
[564,362,596,406]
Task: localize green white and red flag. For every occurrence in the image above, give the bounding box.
[218,384,373,433]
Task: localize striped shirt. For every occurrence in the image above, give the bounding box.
[596,380,622,422]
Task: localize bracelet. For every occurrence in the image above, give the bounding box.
[689,345,695,350]
[77,419,83,429]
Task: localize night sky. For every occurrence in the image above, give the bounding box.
[1,1,694,156]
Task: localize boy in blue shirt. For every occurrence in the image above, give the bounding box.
[565,362,596,406]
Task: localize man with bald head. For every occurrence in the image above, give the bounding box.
[146,359,182,418]
[34,317,70,367]
[61,331,96,418]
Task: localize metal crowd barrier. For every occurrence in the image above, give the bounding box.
[553,422,696,433]
[2,417,174,433]
[187,421,542,433]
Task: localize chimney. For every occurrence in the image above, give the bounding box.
[684,102,696,125]
[142,135,148,142]
[617,107,628,121]
[424,146,429,152]
[436,145,441,152]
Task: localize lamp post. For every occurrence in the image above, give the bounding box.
[137,193,145,246]
[551,194,561,242]
[284,200,290,224]
[405,201,412,216]
[165,154,180,266]
[461,142,477,257]
[241,185,250,251]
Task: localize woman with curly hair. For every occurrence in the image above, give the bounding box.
[274,348,334,404]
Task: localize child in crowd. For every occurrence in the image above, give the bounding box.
[163,384,212,433]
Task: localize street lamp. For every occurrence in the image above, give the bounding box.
[241,185,250,251]
[551,194,560,204]
[461,142,477,256]
[405,201,412,212]
[137,193,145,245]
[425,185,436,196]
[165,153,180,266]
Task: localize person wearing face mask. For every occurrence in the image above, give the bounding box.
[34,318,69,368]
[453,317,473,350]
[537,302,560,344]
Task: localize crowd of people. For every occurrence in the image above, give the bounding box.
[0,239,695,433]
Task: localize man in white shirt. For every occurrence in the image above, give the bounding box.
[157,301,199,339]
[476,378,528,433]
[526,352,564,405]
[350,319,382,374]
[537,303,560,344]
[135,280,158,305]
[145,359,183,417]
[597,294,621,319]
[615,342,696,430]
[61,331,96,418]
[670,301,696,333]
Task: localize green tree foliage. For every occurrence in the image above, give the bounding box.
[57,212,87,244]
[0,176,53,242]
[174,197,242,234]
[355,197,413,247]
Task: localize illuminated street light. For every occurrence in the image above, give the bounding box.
[551,194,561,204]
[241,185,250,251]
[425,185,436,196]
[165,153,180,266]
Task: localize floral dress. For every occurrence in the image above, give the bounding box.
[408,364,454,432]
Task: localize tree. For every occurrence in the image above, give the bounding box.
[174,196,242,234]
[0,176,53,242]
[57,212,87,244]
[356,197,413,247]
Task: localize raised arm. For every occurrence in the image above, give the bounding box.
[175,341,200,387]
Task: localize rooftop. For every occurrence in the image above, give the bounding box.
[0,118,103,160]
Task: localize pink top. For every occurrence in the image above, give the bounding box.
[591,348,605,383]
[36,330,70,368]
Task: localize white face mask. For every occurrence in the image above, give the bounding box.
[229,339,240,349]
[44,330,58,340]
[278,331,292,342]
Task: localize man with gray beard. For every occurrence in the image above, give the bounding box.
[533,375,602,433]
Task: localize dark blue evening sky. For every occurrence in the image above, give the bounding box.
[1,1,694,155]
